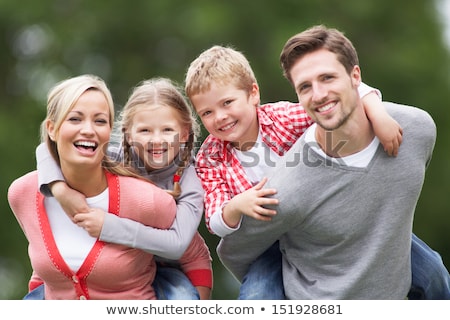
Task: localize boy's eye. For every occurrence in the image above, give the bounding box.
[201,111,211,117]
[223,99,233,106]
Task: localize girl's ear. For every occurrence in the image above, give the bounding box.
[180,127,190,143]
[46,120,56,141]
[123,128,132,145]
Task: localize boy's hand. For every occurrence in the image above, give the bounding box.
[51,181,90,222]
[222,177,278,228]
[73,208,105,238]
[373,115,403,157]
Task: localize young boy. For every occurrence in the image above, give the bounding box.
[185,45,449,299]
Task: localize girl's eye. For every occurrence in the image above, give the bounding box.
[68,117,81,122]
[201,111,211,117]
[163,127,175,132]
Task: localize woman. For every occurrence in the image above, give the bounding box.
[8,74,177,299]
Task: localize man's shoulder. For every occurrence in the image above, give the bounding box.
[383,101,433,121]
[383,101,436,145]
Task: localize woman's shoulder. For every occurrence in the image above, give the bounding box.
[117,175,173,202]
[8,171,38,208]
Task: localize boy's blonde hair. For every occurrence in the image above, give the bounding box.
[185,45,258,98]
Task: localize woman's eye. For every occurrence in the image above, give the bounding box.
[96,119,108,124]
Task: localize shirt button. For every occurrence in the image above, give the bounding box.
[79,295,87,300]
[72,275,79,283]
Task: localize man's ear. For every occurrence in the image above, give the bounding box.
[351,65,362,88]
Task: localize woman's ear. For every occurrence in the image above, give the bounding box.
[46,120,56,141]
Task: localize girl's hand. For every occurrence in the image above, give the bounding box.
[51,181,90,222]
[73,208,105,238]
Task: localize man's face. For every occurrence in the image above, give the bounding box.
[289,48,361,131]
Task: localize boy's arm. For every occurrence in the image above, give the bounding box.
[221,177,278,227]
[195,142,240,237]
[358,83,403,156]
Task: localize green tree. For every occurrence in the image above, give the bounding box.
[1,0,449,299]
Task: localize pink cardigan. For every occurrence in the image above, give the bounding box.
[8,170,176,300]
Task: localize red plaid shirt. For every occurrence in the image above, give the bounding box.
[195,101,313,233]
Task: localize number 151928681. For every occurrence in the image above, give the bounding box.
[271,304,343,315]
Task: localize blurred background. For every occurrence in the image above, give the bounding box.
[1,0,449,300]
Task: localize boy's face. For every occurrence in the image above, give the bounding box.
[190,83,260,150]
[289,48,361,131]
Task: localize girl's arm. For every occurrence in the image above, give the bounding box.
[37,143,204,260]
[174,232,213,299]
[36,143,90,219]
[98,165,204,259]
[358,83,403,156]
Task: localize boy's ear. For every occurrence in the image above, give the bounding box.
[249,83,261,106]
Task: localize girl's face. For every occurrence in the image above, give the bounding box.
[128,105,189,171]
[47,89,111,171]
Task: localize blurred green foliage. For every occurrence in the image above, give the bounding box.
[1,0,449,300]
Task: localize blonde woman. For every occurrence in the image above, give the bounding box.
[8,74,177,299]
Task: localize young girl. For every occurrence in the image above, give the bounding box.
[31,77,212,299]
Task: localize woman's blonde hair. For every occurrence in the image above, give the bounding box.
[118,77,200,198]
[41,74,145,180]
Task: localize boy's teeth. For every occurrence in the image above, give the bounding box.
[221,122,235,131]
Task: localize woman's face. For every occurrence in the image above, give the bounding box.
[48,89,111,171]
[127,105,189,172]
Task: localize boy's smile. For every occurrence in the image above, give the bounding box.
[191,83,260,150]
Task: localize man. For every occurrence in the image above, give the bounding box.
[217,25,438,299]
